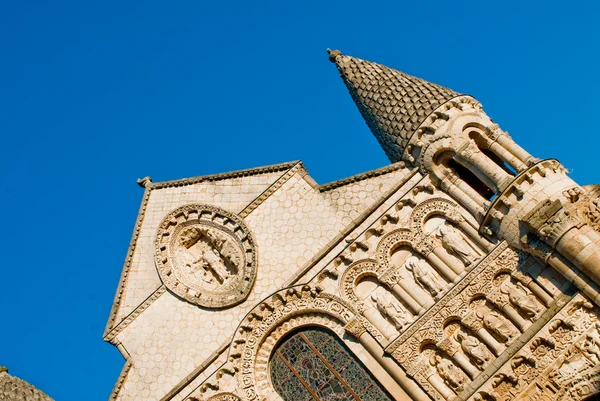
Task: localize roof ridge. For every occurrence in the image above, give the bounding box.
[319,162,409,192]
[148,160,300,190]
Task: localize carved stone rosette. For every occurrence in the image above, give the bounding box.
[155,204,257,308]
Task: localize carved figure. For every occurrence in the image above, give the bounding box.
[579,323,600,364]
[455,331,490,367]
[436,224,477,266]
[371,292,411,331]
[501,281,542,318]
[430,354,467,392]
[476,307,518,342]
[404,256,446,297]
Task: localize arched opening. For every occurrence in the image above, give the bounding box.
[446,158,495,201]
[269,327,393,401]
[481,149,518,176]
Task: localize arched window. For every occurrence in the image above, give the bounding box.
[269,327,393,401]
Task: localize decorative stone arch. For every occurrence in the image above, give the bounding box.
[228,285,358,401]
[376,229,419,271]
[205,393,241,401]
[339,259,379,313]
[409,197,460,236]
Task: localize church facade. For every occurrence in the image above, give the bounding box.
[104,51,600,401]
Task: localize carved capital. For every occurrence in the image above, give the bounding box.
[344,316,367,338]
[523,199,585,247]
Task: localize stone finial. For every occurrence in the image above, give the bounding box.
[329,51,462,162]
[137,176,152,188]
[0,366,7,374]
[327,48,341,63]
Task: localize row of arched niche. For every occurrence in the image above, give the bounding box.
[339,201,553,399]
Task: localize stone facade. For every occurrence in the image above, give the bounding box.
[104,51,600,401]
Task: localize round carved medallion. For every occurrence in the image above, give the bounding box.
[155,204,257,308]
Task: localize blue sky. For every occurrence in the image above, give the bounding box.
[1,1,599,400]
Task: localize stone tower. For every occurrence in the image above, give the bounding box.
[104,51,600,401]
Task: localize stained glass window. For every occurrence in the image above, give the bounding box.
[269,327,394,401]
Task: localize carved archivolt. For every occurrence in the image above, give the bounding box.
[203,393,240,401]
[155,204,257,308]
[228,285,358,401]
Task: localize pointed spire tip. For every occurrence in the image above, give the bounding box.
[327,48,341,63]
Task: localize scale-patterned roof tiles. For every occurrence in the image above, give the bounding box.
[0,367,54,401]
[329,49,461,162]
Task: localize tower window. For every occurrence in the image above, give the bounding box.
[269,327,393,401]
[447,159,495,201]
[481,149,518,176]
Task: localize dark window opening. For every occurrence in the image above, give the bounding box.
[447,159,495,201]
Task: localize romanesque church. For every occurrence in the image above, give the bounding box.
[103,50,600,401]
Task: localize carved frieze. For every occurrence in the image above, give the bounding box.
[155,204,257,308]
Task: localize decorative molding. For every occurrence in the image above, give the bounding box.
[155,204,257,308]
[239,162,303,218]
[150,161,299,190]
[227,285,357,401]
[108,360,133,401]
[105,285,167,343]
[318,162,408,192]
[104,185,152,338]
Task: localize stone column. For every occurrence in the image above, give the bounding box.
[379,270,426,314]
[501,304,529,332]
[523,199,600,304]
[363,308,394,341]
[432,247,464,276]
[438,340,479,378]
[390,283,422,315]
[511,270,553,307]
[426,372,455,400]
[493,131,537,168]
[438,173,488,221]
[397,277,435,309]
[345,320,430,401]
[455,140,512,192]
[485,140,528,172]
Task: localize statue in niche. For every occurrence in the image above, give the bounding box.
[455,331,491,368]
[404,256,446,297]
[430,353,467,392]
[371,292,412,331]
[476,307,518,342]
[435,224,478,266]
[500,280,542,318]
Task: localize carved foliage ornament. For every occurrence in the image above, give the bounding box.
[155,204,257,308]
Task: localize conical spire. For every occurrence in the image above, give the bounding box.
[328,49,461,162]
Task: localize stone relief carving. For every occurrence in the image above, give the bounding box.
[501,280,542,319]
[436,224,478,266]
[430,353,468,393]
[371,291,412,331]
[469,294,600,401]
[382,244,553,401]
[405,256,446,297]
[476,307,519,343]
[455,331,491,368]
[155,204,257,308]
[227,285,357,401]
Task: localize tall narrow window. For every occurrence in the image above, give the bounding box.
[269,327,393,401]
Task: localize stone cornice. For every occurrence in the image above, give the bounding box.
[318,161,409,192]
[148,161,300,190]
